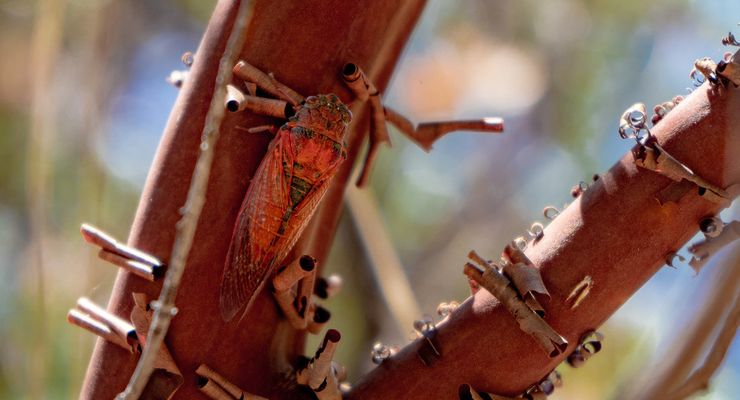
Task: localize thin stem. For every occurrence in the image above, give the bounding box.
[666,294,740,400]
[116,1,254,398]
[345,184,422,335]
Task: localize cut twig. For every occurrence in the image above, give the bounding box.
[296,329,342,399]
[297,259,317,322]
[307,304,331,334]
[465,251,567,358]
[166,70,189,89]
[67,309,133,352]
[74,298,138,351]
[385,107,504,152]
[116,1,254,398]
[225,89,291,119]
[342,62,390,187]
[80,223,164,281]
[197,377,234,400]
[196,364,267,400]
[98,250,162,282]
[225,84,247,112]
[232,60,304,105]
[273,287,307,330]
[272,255,316,293]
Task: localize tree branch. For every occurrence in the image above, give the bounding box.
[346,82,740,398]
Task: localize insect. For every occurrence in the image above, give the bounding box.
[219,90,351,321]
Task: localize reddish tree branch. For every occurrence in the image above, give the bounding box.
[80,1,425,399]
[346,83,740,398]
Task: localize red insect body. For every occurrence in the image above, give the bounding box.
[219,94,351,321]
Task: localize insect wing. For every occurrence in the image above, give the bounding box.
[219,130,294,321]
[271,147,346,266]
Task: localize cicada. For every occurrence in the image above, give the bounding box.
[219,94,351,321]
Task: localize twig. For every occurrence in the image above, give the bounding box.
[627,248,740,400]
[345,184,422,334]
[665,295,740,400]
[384,107,504,152]
[116,1,254,398]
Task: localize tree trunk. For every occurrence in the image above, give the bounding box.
[80,1,426,399]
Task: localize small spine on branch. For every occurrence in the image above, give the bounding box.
[370,342,399,365]
[413,316,442,366]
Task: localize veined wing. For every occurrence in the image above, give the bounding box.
[270,149,346,266]
[219,129,295,321]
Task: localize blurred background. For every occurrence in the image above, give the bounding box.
[0,0,738,398]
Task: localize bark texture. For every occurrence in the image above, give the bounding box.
[80,1,426,399]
